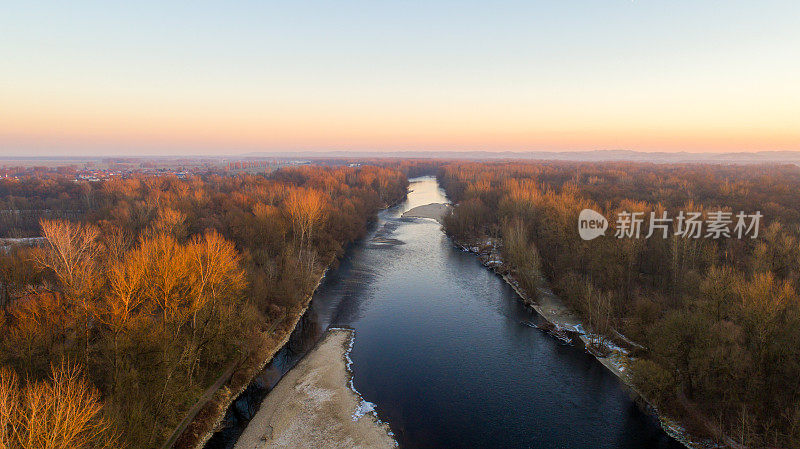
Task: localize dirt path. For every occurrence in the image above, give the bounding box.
[233,328,396,449]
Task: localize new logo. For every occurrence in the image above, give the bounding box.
[578,209,608,240]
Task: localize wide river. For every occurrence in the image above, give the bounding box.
[207,177,682,449]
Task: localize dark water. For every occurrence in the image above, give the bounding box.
[207,177,682,449]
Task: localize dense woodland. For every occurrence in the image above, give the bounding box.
[0,165,407,448]
[3,159,798,448]
[440,162,800,448]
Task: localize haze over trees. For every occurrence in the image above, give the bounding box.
[0,165,407,448]
[440,161,800,448]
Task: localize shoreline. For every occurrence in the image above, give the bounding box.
[180,269,330,449]
[452,237,718,449]
[233,328,396,449]
[178,197,408,449]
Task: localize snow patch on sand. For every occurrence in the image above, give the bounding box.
[330,327,395,439]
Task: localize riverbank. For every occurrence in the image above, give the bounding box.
[174,270,330,449]
[233,328,396,449]
[176,195,410,449]
[453,237,719,449]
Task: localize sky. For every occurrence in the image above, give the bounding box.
[1,1,799,156]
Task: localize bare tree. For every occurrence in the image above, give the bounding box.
[137,233,191,326]
[102,226,132,264]
[97,250,147,392]
[284,188,327,248]
[187,231,246,327]
[0,364,117,449]
[35,219,101,299]
[149,208,188,241]
[35,220,102,367]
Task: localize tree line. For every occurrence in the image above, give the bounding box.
[440,161,800,448]
[0,165,408,448]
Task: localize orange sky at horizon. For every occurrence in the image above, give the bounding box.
[3,94,798,154]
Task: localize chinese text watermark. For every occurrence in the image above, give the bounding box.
[578,209,761,241]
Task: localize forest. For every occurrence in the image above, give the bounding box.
[440,161,800,448]
[0,165,408,448]
[3,159,798,448]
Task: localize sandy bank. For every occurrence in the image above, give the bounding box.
[233,328,396,449]
[401,203,451,223]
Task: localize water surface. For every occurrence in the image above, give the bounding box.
[208,177,682,449]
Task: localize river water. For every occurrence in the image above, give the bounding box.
[206,177,682,449]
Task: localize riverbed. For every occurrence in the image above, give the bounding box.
[207,177,682,449]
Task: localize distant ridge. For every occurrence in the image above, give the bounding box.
[242,150,800,164]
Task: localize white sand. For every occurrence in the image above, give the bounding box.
[233,329,396,449]
[401,203,451,223]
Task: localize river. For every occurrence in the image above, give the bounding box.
[206,177,682,449]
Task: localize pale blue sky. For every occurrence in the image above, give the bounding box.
[2,1,799,155]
